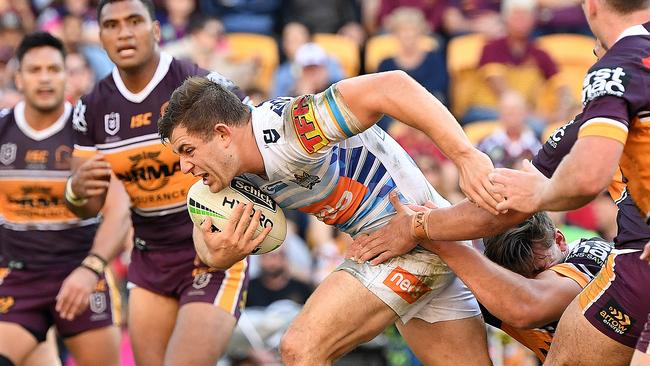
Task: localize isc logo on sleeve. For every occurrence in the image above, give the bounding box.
[383,266,432,304]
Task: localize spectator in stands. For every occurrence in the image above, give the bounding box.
[369,0,450,34]
[64,52,94,103]
[61,14,113,80]
[464,0,574,128]
[246,247,313,308]
[282,0,360,35]
[477,91,542,168]
[38,0,99,44]
[378,7,448,105]
[442,0,504,38]
[199,0,281,35]
[158,0,196,44]
[0,46,20,109]
[271,24,344,97]
[290,43,341,96]
[0,0,35,33]
[164,14,258,89]
[536,0,591,36]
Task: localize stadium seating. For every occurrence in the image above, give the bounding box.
[313,33,360,78]
[225,33,279,92]
[446,33,487,117]
[364,33,439,73]
[463,119,500,145]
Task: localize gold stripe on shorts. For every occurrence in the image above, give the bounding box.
[214,259,247,315]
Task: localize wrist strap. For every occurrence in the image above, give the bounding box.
[81,254,106,277]
[65,177,88,207]
[412,211,430,240]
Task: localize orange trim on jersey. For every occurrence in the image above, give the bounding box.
[579,251,616,310]
[578,121,628,145]
[608,167,626,201]
[72,149,97,159]
[549,263,590,288]
[104,268,122,326]
[215,259,247,315]
[500,323,553,362]
[298,177,368,225]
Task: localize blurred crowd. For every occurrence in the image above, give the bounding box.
[0,0,618,365]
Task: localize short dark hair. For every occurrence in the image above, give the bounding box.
[16,32,65,65]
[606,0,650,13]
[483,212,556,277]
[158,76,250,142]
[97,0,156,22]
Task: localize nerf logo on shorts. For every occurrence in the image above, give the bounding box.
[383,266,432,304]
[597,299,635,335]
[291,95,330,154]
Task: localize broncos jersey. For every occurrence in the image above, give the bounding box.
[0,102,98,267]
[72,53,246,250]
[534,22,650,249]
[482,237,614,362]
[244,84,449,235]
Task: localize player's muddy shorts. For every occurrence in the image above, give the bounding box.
[636,313,650,354]
[337,245,480,324]
[128,245,249,319]
[579,249,650,348]
[0,266,119,342]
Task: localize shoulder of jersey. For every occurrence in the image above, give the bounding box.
[170,57,208,78]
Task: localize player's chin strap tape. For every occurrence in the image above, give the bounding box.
[0,355,16,366]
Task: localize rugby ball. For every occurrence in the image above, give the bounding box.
[187,176,286,255]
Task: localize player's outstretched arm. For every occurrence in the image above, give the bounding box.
[65,155,113,218]
[193,202,271,269]
[336,70,503,215]
[56,173,131,320]
[424,241,582,328]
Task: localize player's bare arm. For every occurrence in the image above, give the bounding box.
[65,155,114,218]
[193,202,271,269]
[349,192,529,264]
[56,179,132,320]
[336,70,503,215]
[490,136,623,213]
[422,241,582,328]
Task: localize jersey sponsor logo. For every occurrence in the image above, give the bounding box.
[54,145,72,169]
[596,299,635,336]
[263,129,280,144]
[117,151,180,191]
[0,143,17,165]
[290,171,321,190]
[104,112,121,136]
[547,119,575,149]
[89,293,107,314]
[565,239,613,266]
[291,95,330,154]
[230,176,277,212]
[8,186,63,210]
[267,97,291,116]
[582,67,629,105]
[383,266,432,304]
[0,296,14,313]
[130,112,152,129]
[25,149,49,165]
[72,100,88,133]
[262,181,289,194]
[299,177,366,225]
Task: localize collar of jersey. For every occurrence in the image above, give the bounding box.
[614,24,650,45]
[111,51,172,103]
[14,101,72,141]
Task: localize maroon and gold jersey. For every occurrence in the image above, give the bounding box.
[72,53,246,250]
[0,102,98,267]
[533,22,650,250]
[482,237,614,361]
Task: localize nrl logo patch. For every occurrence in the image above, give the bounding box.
[291,171,321,190]
[104,112,120,136]
[0,143,17,165]
[230,176,277,212]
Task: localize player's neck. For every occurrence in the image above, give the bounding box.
[23,102,65,131]
[238,122,266,178]
[602,11,650,48]
[117,51,161,93]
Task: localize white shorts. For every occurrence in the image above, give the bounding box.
[336,246,480,324]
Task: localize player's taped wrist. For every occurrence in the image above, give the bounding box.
[65,177,88,207]
[411,211,431,240]
[80,253,107,278]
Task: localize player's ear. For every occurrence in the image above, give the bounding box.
[14,71,23,93]
[555,229,567,251]
[152,20,161,44]
[214,123,232,143]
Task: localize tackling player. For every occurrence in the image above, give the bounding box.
[65,0,249,365]
[352,1,650,365]
[159,71,498,365]
[0,32,128,366]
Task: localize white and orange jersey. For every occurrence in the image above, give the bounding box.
[244,84,449,236]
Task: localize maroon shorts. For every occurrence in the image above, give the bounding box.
[637,313,650,354]
[579,250,650,348]
[127,245,249,319]
[0,266,119,342]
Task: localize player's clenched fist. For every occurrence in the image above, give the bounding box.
[70,154,112,198]
[194,202,272,269]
